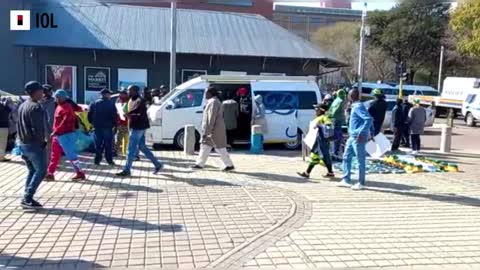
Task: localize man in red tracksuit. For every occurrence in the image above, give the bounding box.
[45,89,86,181]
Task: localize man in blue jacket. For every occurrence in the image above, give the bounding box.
[88,88,117,166]
[337,89,372,190]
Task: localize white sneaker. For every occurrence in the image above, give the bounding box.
[337,180,352,188]
[411,151,418,155]
[351,183,365,190]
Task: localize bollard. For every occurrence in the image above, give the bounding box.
[446,109,454,127]
[440,126,452,153]
[250,125,263,154]
[184,125,196,155]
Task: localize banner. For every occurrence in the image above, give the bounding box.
[118,68,147,90]
[84,67,110,104]
[45,65,77,101]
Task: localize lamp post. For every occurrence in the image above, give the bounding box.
[357,2,367,96]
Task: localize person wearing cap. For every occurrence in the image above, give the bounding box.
[326,89,347,157]
[116,85,163,177]
[337,89,372,191]
[297,104,335,179]
[408,99,427,154]
[115,90,130,156]
[17,81,48,208]
[45,89,86,181]
[322,94,334,109]
[367,88,387,136]
[88,88,117,165]
[391,98,405,151]
[39,84,55,163]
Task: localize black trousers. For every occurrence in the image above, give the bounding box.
[226,129,236,146]
[401,125,410,146]
[391,128,402,151]
[411,134,421,151]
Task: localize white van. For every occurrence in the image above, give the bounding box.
[462,93,480,127]
[146,75,322,149]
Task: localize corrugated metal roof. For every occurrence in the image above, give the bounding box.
[274,5,362,17]
[16,0,341,63]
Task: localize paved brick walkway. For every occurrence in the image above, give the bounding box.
[1,149,480,269]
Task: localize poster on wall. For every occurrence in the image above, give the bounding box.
[84,67,110,104]
[45,65,77,101]
[182,69,207,83]
[118,68,147,91]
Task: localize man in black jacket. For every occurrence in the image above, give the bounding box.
[367,88,387,136]
[88,88,117,166]
[391,98,404,151]
[401,97,413,147]
[116,85,163,177]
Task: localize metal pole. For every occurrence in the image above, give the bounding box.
[357,2,367,97]
[170,1,177,91]
[437,45,444,93]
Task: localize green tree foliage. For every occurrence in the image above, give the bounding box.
[367,0,450,82]
[451,0,480,57]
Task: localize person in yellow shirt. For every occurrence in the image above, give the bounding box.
[298,104,335,179]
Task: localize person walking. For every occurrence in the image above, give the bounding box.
[45,90,86,181]
[0,96,11,162]
[408,99,427,154]
[116,85,163,177]
[326,89,347,157]
[367,88,387,136]
[401,97,413,147]
[192,86,235,171]
[88,88,117,165]
[252,94,267,135]
[115,90,130,156]
[391,98,404,151]
[222,95,239,148]
[337,89,372,191]
[39,84,55,163]
[297,104,335,179]
[17,81,48,208]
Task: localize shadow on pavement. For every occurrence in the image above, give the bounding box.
[162,174,239,187]
[32,208,183,232]
[82,178,164,193]
[0,254,101,269]
[367,188,480,208]
[232,171,308,184]
[366,180,425,191]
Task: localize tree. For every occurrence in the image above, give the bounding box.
[312,22,395,83]
[367,0,450,83]
[451,0,480,57]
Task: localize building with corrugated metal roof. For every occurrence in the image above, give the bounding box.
[0,0,343,102]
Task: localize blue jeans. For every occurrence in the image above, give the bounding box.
[342,136,366,185]
[19,144,47,201]
[94,128,114,163]
[124,129,162,173]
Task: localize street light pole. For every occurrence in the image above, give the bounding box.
[357,2,367,97]
[437,45,445,93]
[170,1,177,91]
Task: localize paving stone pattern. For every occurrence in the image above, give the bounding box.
[0,150,480,269]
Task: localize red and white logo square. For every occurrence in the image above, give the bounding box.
[10,10,31,31]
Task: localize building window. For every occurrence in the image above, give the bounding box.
[207,0,253,7]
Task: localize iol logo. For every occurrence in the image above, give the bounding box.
[10,10,58,31]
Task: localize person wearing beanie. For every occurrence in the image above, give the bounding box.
[88,88,117,165]
[45,89,86,181]
[17,81,48,208]
[326,88,347,157]
[367,88,387,136]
